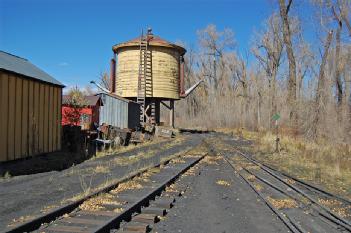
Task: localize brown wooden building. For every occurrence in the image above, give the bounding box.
[0,51,64,162]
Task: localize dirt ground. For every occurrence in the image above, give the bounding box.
[154,152,288,233]
[0,133,205,231]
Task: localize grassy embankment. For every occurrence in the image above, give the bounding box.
[216,128,351,200]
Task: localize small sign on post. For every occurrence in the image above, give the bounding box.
[272,113,280,153]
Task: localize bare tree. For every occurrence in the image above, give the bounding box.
[279,0,298,128]
[252,12,284,127]
[197,24,235,91]
[313,30,334,138]
[99,71,110,90]
[332,5,344,105]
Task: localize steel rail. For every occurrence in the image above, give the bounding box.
[232,148,351,231]
[235,158,350,232]
[93,155,204,233]
[223,139,351,205]
[4,154,204,233]
[226,140,351,205]
[260,160,351,205]
[223,156,305,233]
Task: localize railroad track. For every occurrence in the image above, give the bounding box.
[220,145,351,233]
[4,154,205,233]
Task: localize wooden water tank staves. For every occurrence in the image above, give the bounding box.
[112,35,186,100]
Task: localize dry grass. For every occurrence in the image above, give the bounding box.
[110,180,143,194]
[165,184,179,193]
[93,135,186,159]
[7,215,34,227]
[79,193,124,211]
[220,128,351,200]
[92,165,110,174]
[254,183,264,191]
[40,205,58,213]
[183,166,197,176]
[246,165,260,170]
[255,131,351,199]
[63,164,154,204]
[283,178,296,185]
[267,196,298,209]
[201,155,222,165]
[318,198,351,218]
[186,142,210,156]
[170,158,186,164]
[159,146,193,164]
[246,174,256,182]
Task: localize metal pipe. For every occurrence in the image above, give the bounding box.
[110,58,116,93]
[90,81,110,93]
[180,80,203,98]
[180,56,185,95]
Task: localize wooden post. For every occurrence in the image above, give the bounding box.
[275,120,280,153]
[169,100,174,128]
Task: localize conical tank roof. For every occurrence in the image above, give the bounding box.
[112,34,186,55]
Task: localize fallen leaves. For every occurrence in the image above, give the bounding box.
[318,198,351,217]
[79,193,124,211]
[171,158,186,164]
[216,180,231,186]
[111,180,143,194]
[267,197,298,209]
[202,155,222,165]
[283,178,296,185]
[246,175,256,182]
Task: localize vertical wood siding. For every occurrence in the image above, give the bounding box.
[0,71,62,162]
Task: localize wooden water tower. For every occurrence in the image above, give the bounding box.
[110,29,187,128]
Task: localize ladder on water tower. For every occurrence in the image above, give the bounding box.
[137,30,155,126]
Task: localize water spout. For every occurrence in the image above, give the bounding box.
[180,80,204,98]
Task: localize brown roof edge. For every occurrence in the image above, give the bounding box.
[0,69,65,88]
[112,35,186,55]
[95,92,139,104]
[62,95,102,106]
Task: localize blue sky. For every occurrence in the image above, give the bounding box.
[1,0,282,89]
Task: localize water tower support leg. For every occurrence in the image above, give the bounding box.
[169,100,174,128]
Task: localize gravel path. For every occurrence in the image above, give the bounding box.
[0,134,204,231]
[153,157,289,233]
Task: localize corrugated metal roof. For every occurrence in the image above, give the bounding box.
[0,51,64,87]
[96,92,138,103]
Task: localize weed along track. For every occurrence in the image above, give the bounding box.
[4,154,205,233]
[216,142,351,233]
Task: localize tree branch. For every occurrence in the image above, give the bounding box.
[286,0,293,15]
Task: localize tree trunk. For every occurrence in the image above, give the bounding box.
[271,69,278,124]
[314,31,333,138]
[279,0,298,129]
[257,91,262,130]
[335,20,343,106]
[342,72,351,141]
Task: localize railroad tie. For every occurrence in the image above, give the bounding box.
[151,197,175,209]
[45,225,91,233]
[132,213,158,224]
[122,222,150,232]
[58,217,105,225]
[117,194,143,203]
[141,207,167,216]
[78,210,117,217]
